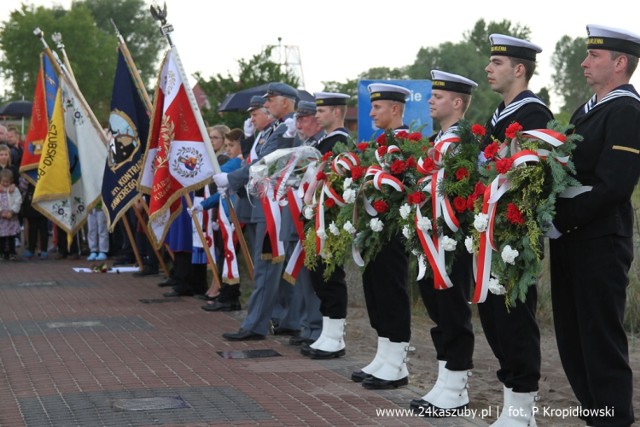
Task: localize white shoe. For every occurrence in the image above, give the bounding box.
[491,387,538,427]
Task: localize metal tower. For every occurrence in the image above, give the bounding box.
[267,37,306,90]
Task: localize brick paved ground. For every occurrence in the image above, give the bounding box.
[0,258,487,427]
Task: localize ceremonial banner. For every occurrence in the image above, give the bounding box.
[20,53,58,184]
[140,48,215,246]
[102,48,150,230]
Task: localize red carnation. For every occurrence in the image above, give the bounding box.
[351,166,365,180]
[377,146,388,156]
[405,156,417,169]
[376,133,387,146]
[472,124,486,137]
[453,196,467,213]
[483,142,500,160]
[420,157,435,174]
[506,203,525,225]
[505,122,523,139]
[395,130,409,139]
[357,142,369,152]
[373,200,389,213]
[473,181,486,198]
[496,157,514,174]
[325,198,336,208]
[390,159,406,175]
[466,194,477,211]
[408,132,423,141]
[321,152,333,162]
[455,167,470,181]
[316,171,327,181]
[408,191,426,205]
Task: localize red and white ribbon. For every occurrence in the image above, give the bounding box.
[218,199,240,284]
[260,194,285,263]
[433,135,460,165]
[284,188,306,284]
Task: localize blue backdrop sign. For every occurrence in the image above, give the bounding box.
[357,79,432,142]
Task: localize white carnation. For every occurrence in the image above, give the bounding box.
[402,225,413,239]
[474,213,489,232]
[303,206,315,220]
[343,221,356,234]
[316,229,327,240]
[441,235,457,252]
[488,277,506,295]
[464,236,474,254]
[369,218,384,232]
[501,245,519,265]
[343,188,356,204]
[399,203,411,220]
[343,177,353,187]
[329,221,340,235]
[417,217,432,232]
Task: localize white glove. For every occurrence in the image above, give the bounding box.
[188,203,204,215]
[211,221,220,231]
[284,116,297,138]
[243,118,255,137]
[213,172,229,188]
[545,222,562,239]
[217,185,228,195]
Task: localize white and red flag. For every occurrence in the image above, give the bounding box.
[139,47,214,246]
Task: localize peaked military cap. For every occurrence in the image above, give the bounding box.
[296,100,317,117]
[247,95,266,112]
[587,24,640,57]
[263,82,298,100]
[489,34,542,62]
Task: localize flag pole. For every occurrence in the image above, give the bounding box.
[149,4,222,293]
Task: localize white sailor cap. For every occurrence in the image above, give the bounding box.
[367,83,411,103]
[489,34,542,62]
[587,24,640,57]
[430,70,478,94]
[314,92,350,106]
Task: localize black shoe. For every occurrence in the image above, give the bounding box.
[300,343,312,356]
[351,370,372,383]
[362,375,408,390]
[222,329,265,341]
[289,336,314,346]
[157,277,177,287]
[309,348,346,359]
[201,300,241,312]
[273,326,300,336]
[409,399,468,417]
[196,294,219,301]
[113,255,134,266]
[163,290,193,297]
[133,265,159,277]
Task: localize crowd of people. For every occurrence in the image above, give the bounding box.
[2,24,639,427]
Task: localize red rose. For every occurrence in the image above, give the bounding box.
[495,157,514,174]
[466,194,476,211]
[357,142,369,152]
[483,142,499,160]
[376,133,387,146]
[316,171,327,181]
[505,122,523,139]
[390,159,406,175]
[472,124,486,137]
[408,191,426,205]
[506,202,525,225]
[321,152,333,162]
[377,146,387,156]
[453,196,467,213]
[455,167,470,181]
[408,132,423,141]
[351,166,365,180]
[395,130,409,139]
[405,156,417,169]
[373,200,389,213]
[325,198,336,208]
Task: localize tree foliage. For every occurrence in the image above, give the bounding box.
[0,0,161,121]
[551,35,590,115]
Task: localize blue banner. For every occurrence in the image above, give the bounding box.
[357,79,432,142]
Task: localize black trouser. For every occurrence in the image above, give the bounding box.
[418,250,474,371]
[477,286,540,392]
[0,235,16,258]
[56,227,78,256]
[550,236,634,427]
[362,234,410,342]
[27,216,49,254]
[309,261,347,318]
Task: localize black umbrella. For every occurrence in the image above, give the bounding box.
[217,84,314,113]
[0,100,33,119]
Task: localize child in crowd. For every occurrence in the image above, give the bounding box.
[0,168,22,260]
[86,203,109,261]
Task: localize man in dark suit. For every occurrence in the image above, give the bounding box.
[548,24,640,427]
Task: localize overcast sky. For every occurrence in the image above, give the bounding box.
[3,0,640,112]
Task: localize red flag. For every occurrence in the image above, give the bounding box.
[140,49,215,247]
[20,54,49,184]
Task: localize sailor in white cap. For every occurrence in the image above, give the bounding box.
[480,34,553,426]
[301,92,353,360]
[351,82,412,390]
[548,24,640,427]
[410,70,477,417]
